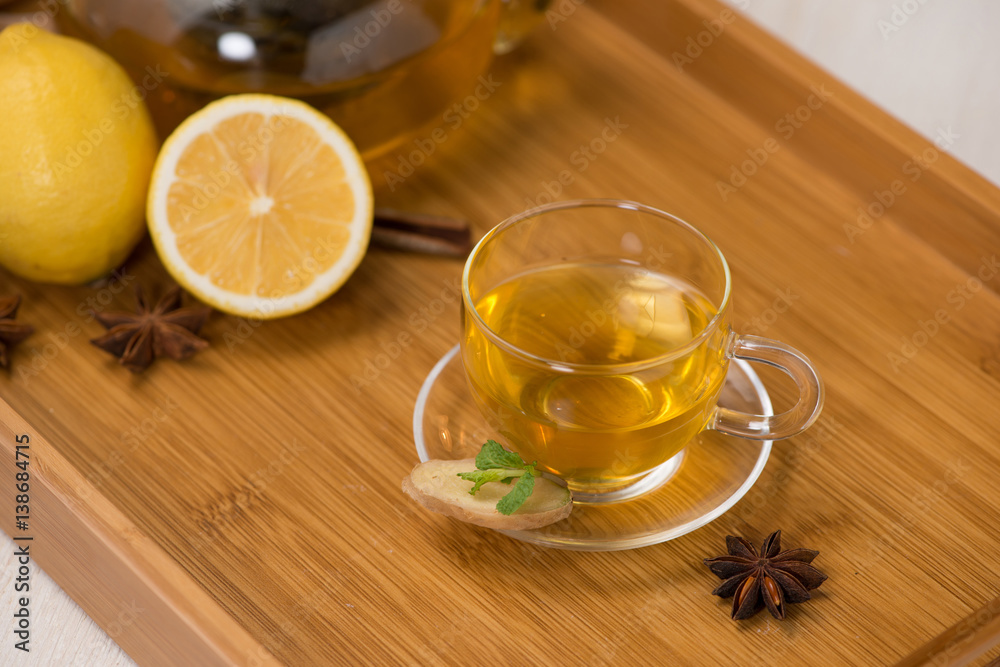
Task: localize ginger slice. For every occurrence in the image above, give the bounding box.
[402,458,573,531]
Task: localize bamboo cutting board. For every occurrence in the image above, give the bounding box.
[4,0,1000,664]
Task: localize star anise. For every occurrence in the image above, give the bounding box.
[0,295,34,368]
[90,285,211,373]
[704,530,828,621]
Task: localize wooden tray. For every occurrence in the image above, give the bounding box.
[4,1,1000,664]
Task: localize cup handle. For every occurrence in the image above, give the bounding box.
[710,334,825,440]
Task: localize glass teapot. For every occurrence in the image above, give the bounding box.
[59,0,549,160]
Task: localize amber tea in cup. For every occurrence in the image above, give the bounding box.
[461,200,823,500]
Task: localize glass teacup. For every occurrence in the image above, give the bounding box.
[461,200,823,502]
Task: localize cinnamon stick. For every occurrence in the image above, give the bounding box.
[371,209,473,258]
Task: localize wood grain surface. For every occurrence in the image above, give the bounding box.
[3,0,1000,665]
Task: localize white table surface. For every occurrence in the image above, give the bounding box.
[2,2,998,665]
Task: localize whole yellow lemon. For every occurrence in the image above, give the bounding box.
[0,24,158,284]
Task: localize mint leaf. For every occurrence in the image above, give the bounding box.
[457,468,511,494]
[459,442,548,515]
[496,470,535,515]
[476,440,526,470]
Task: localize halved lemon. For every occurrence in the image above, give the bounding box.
[148,94,373,319]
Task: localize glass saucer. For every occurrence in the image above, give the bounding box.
[412,346,773,551]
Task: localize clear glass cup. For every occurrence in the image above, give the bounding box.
[461,200,824,502]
